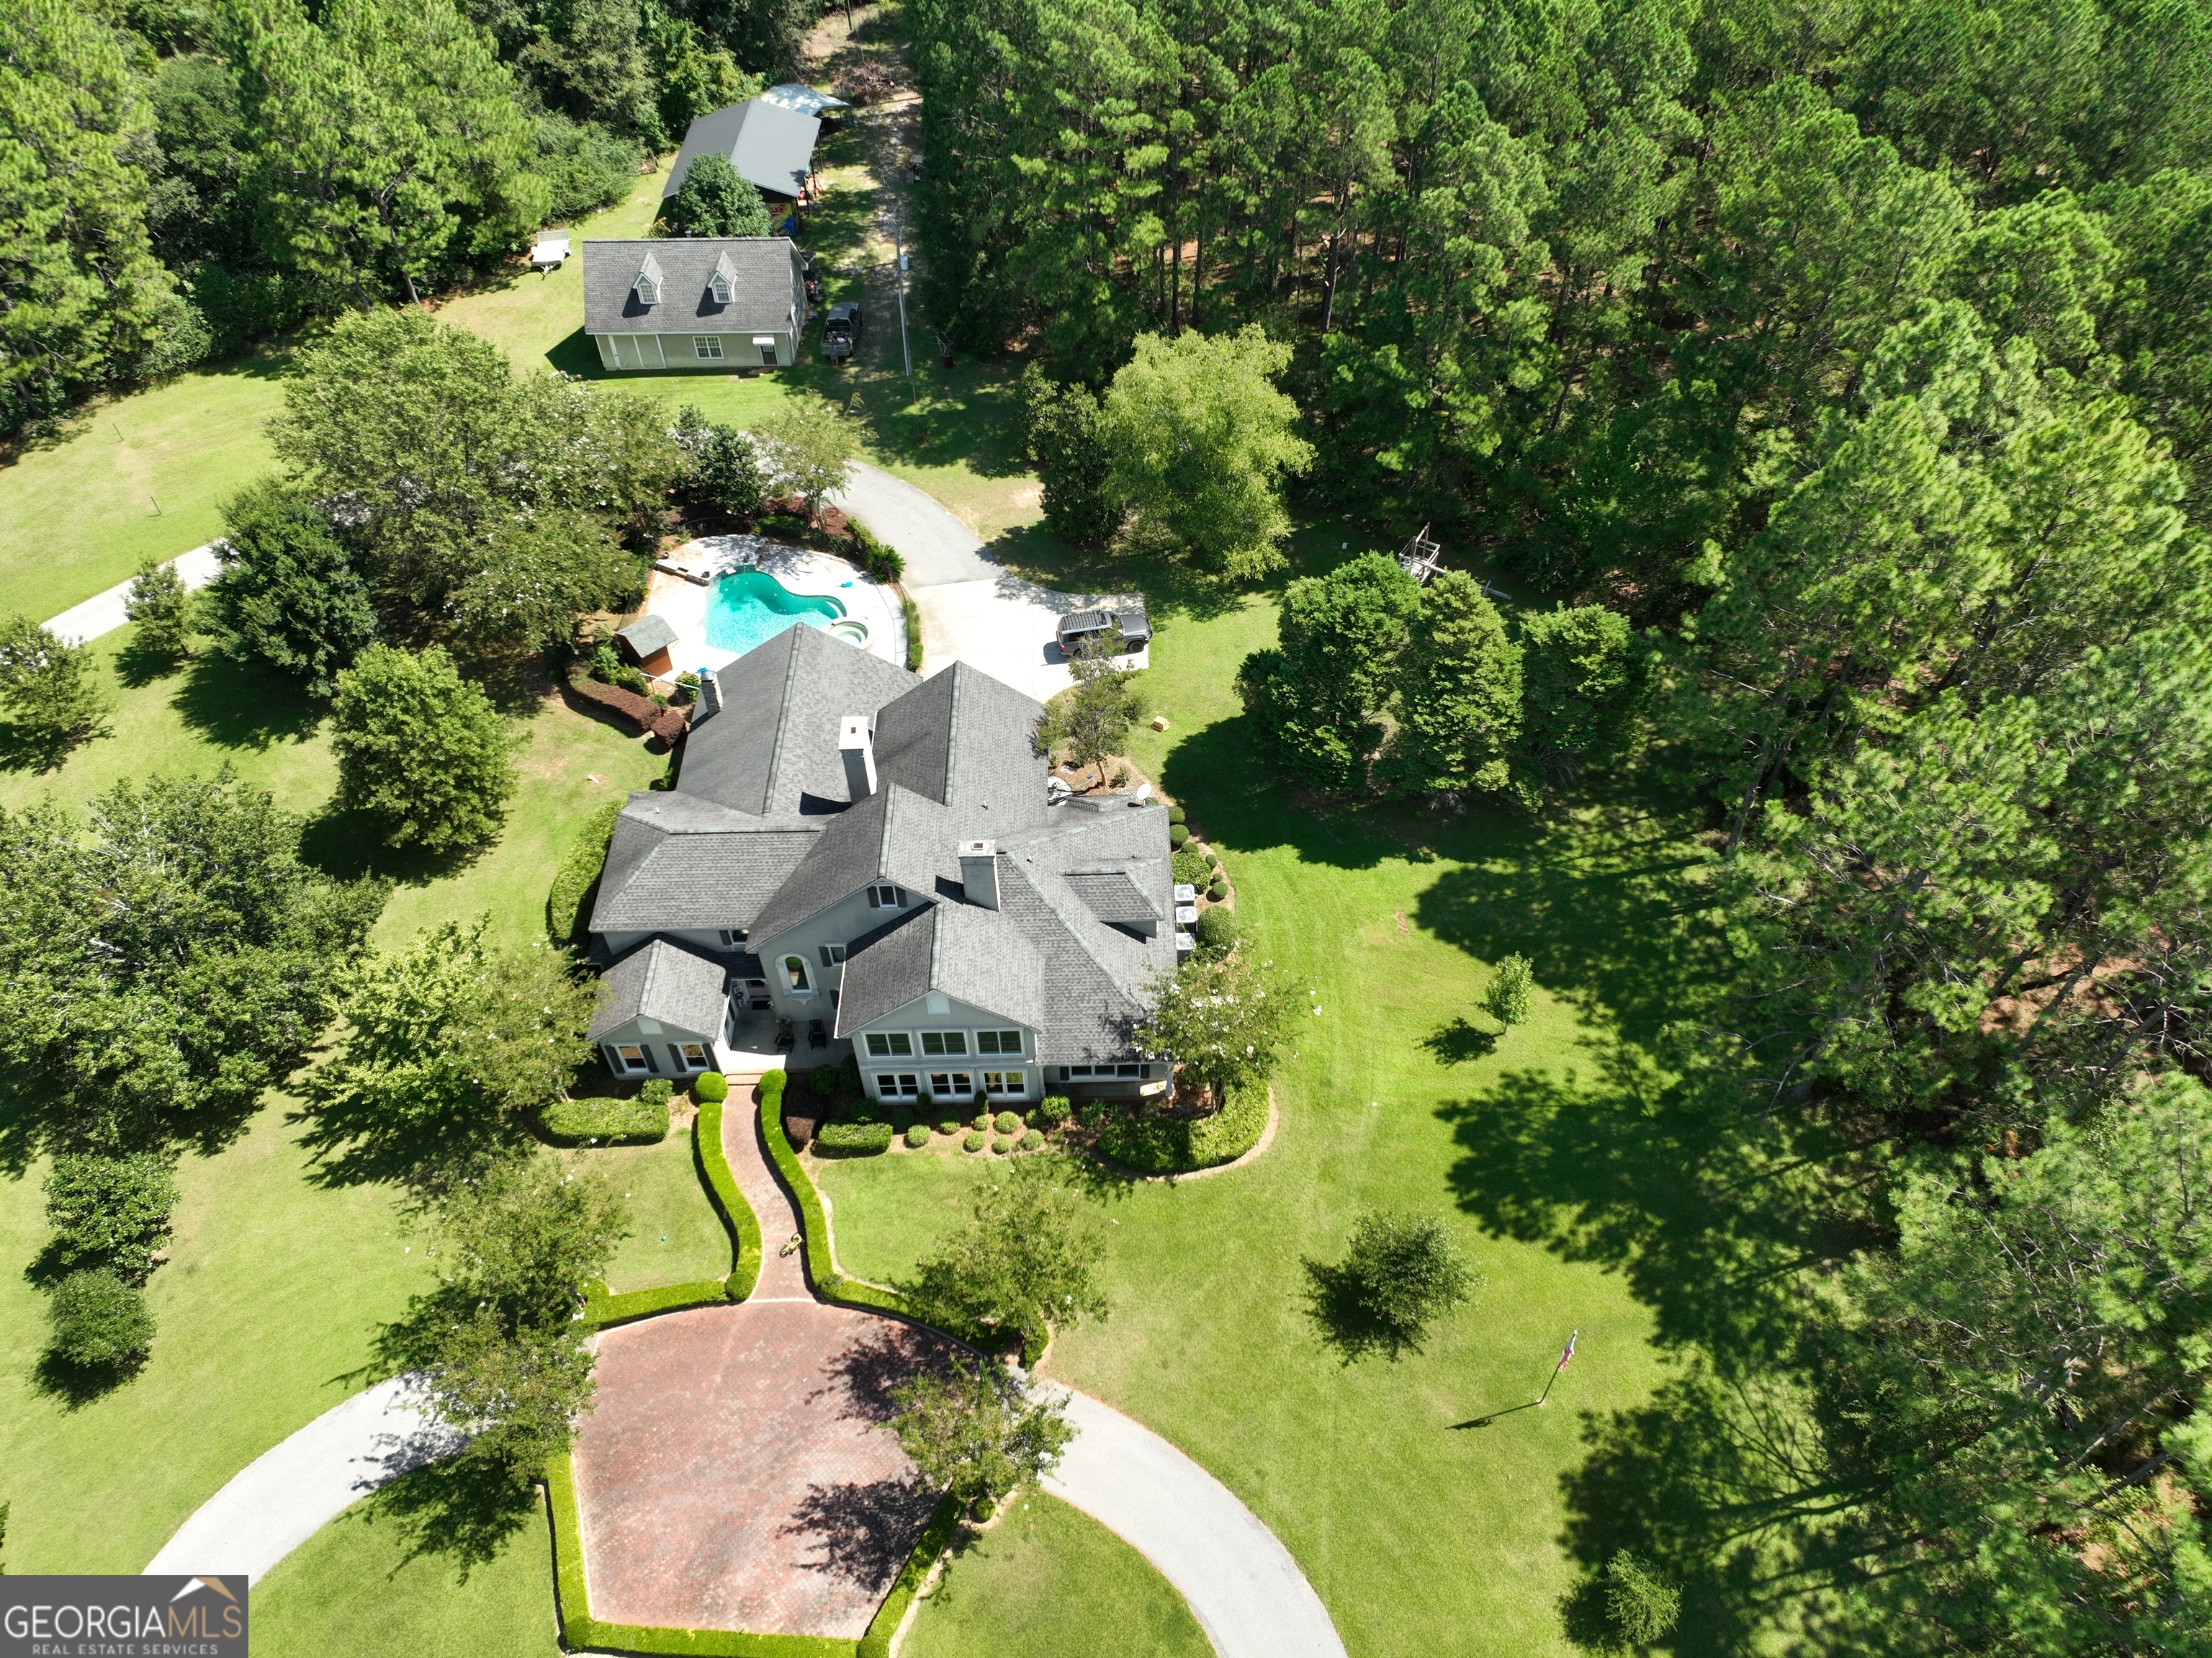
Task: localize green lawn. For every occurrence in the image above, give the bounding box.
[813,593,1714,1658]
[902,1492,1213,1658]
[0,1101,431,1574]
[588,1121,733,1292]
[251,1481,563,1658]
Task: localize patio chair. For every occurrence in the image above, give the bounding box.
[807,1019,828,1049]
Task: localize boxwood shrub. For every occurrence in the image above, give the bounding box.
[1194,905,1239,953]
[963,1131,986,1152]
[692,1070,729,1103]
[994,1109,1021,1134]
[904,1123,930,1147]
[817,1120,894,1155]
[1035,1095,1071,1125]
[1019,1129,1045,1152]
[971,1111,991,1132]
[1168,802,1186,825]
[809,1063,838,1096]
[992,1135,1014,1154]
[640,1077,673,1108]
[889,1105,914,1132]
[1097,1079,1270,1174]
[937,1119,961,1136]
[1169,823,1190,848]
[537,1094,669,1146]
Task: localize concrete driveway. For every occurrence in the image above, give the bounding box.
[830,460,1145,702]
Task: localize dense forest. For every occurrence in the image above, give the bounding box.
[917,0,2212,1649]
[0,0,815,434]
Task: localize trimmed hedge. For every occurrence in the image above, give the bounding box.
[546,1453,869,1657]
[817,1121,895,1155]
[992,1136,1013,1155]
[580,1277,730,1332]
[964,1131,985,1152]
[994,1110,1021,1134]
[904,1123,931,1147]
[547,797,624,944]
[1096,1080,1271,1175]
[538,1094,669,1146]
[694,1070,729,1103]
[696,1095,763,1301]
[567,668,688,743]
[1019,1129,1045,1152]
[1169,823,1190,848]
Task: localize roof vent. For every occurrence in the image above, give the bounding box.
[839,714,876,800]
[959,839,999,910]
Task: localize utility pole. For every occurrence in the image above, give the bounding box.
[893,212,912,382]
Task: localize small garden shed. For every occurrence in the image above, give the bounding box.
[615,614,678,675]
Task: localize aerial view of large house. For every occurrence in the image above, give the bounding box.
[585,624,1180,1106]
[583,235,809,371]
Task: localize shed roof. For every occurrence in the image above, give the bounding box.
[761,82,849,117]
[664,99,819,202]
[582,238,799,337]
[615,614,678,660]
[588,938,728,1041]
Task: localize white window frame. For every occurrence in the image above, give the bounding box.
[673,1041,709,1071]
[866,1031,913,1058]
[634,277,658,305]
[920,1030,968,1057]
[709,274,732,303]
[866,884,904,909]
[610,1041,651,1075]
[754,333,779,365]
[976,1029,1023,1055]
[876,1072,919,1098]
[693,334,724,359]
[818,942,847,967]
[783,954,812,994]
[984,1071,1025,1096]
[929,1071,974,1099]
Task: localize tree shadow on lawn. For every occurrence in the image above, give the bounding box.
[782,1476,940,1594]
[362,1455,543,1581]
[1421,1017,1497,1065]
[32,1345,150,1410]
[1438,1056,1887,1654]
[171,651,325,750]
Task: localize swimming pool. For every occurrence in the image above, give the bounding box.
[703,568,846,655]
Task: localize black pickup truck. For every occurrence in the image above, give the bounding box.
[822,302,863,365]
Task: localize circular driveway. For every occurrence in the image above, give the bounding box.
[570,1300,956,1639]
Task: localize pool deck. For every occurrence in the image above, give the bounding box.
[642,537,907,679]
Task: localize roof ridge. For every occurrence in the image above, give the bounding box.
[942,663,962,802]
[759,629,804,811]
[926,902,943,992]
[876,779,897,878]
[1004,856,1136,1008]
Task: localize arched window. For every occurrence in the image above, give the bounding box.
[783,954,810,992]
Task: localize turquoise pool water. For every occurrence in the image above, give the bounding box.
[703,568,845,655]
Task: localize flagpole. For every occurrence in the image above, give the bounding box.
[1537,1328,1578,1407]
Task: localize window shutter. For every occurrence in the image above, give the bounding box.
[819,945,834,967]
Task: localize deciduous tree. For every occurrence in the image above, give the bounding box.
[1099,326,1312,578]
[889,1361,1074,1520]
[331,645,522,853]
[660,151,770,236]
[205,480,380,695]
[902,1159,1108,1350]
[1237,553,1418,795]
[1135,947,1293,1093]
[755,400,859,522]
[1388,571,1521,799]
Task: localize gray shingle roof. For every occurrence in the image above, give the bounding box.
[677,625,920,815]
[872,661,1048,821]
[663,99,819,202]
[832,900,1047,1036]
[583,238,799,337]
[591,825,817,932]
[1064,870,1159,930]
[747,783,956,944]
[588,938,728,1041]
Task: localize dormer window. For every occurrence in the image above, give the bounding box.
[633,251,663,306]
[709,249,739,306]
[709,273,732,303]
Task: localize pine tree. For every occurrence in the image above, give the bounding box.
[1238,553,1419,795]
[1389,572,1521,799]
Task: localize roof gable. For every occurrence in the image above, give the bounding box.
[583,237,799,337]
[588,937,727,1041]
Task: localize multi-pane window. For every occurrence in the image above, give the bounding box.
[877,1073,919,1097]
[867,884,904,908]
[976,1030,1023,1054]
[929,1072,974,1098]
[817,943,847,967]
[612,1043,649,1074]
[920,1031,968,1056]
[1063,1062,1154,1079]
[866,1032,913,1057]
[693,335,724,359]
[984,1072,1024,1095]
[675,1041,709,1070]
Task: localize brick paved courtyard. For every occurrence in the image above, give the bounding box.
[572,1300,957,1636]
